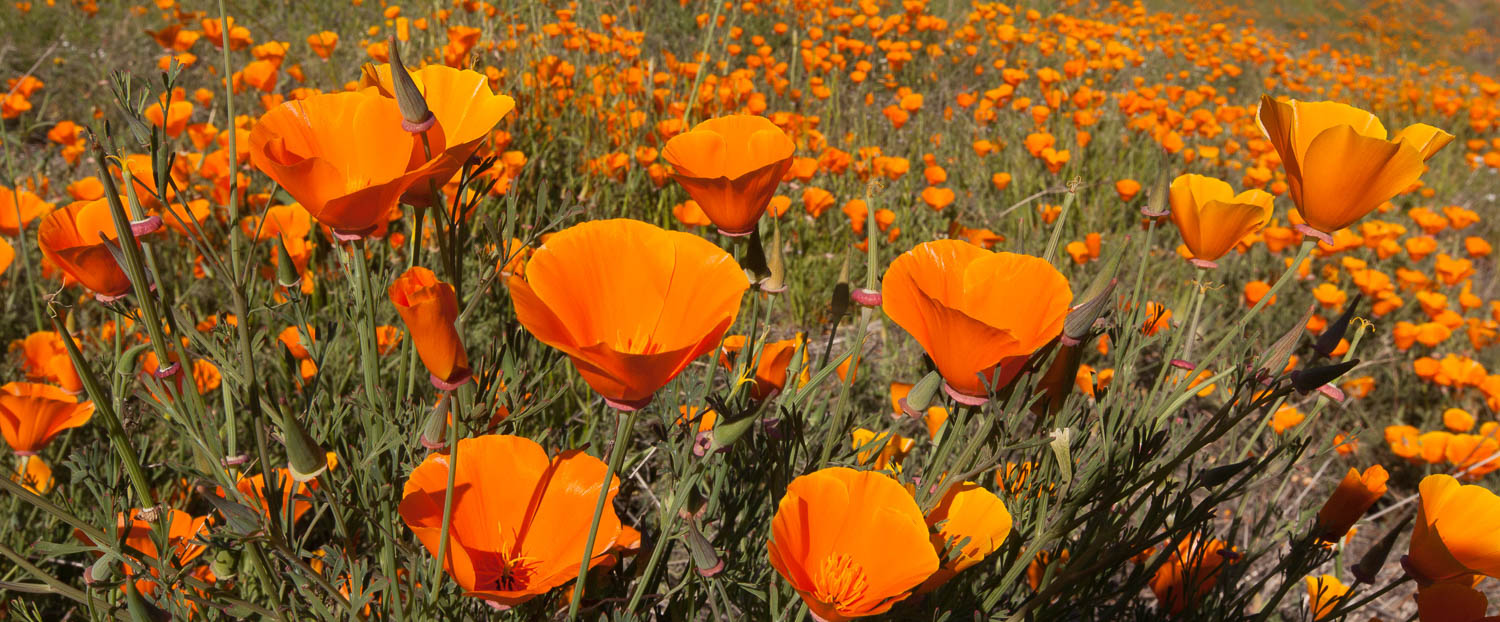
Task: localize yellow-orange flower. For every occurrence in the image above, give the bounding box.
[360,63,516,208]
[388,266,470,389]
[1305,574,1349,620]
[248,92,422,238]
[36,198,135,300]
[1149,536,1235,614]
[398,434,620,607]
[767,467,939,621]
[1314,465,1388,542]
[1168,174,1273,266]
[882,240,1071,404]
[918,482,1012,593]
[0,382,94,455]
[1406,474,1500,585]
[508,219,748,410]
[663,115,795,236]
[1256,95,1452,236]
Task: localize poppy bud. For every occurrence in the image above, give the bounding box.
[1314,294,1363,358]
[710,410,757,454]
[279,408,328,483]
[1140,166,1170,218]
[84,554,120,587]
[830,250,851,321]
[740,226,771,285]
[386,36,434,132]
[275,237,302,289]
[760,218,787,294]
[685,520,724,577]
[1197,459,1254,489]
[1291,359,1359,393]
[1063,279,1116,345]
[388,267,471,391]
[420,394,450,451]
[1314,465,1388,542]
[1352,516,1410,584]
[210,550,239,582]
[1256,304,1315,375]
[900,371,942,418]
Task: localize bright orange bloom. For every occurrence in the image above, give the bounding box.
[76,509,211,599]
[663,115,795,236]
[1314,465,1388,541]
[398,434,620,607]
[36,198,134,299]
[1256,95,1452,236]
[508,219,748,410]
[1415,582,1500,622]
[1149,536,1235,614]
[918,482,1012,593]
[0,236,11,278]
[1406,474,1500,585]
[1305,575,1349,620]
[767,467,939,621]
[882,240,1071,404]
[306,31,339,59]
[719,334,802,400]
[0,185,53,236]
[1168,174,1273,266]
[360,64,516,208]
[248,92,422,238]
[389,267,470,389]
[0,383,94,455]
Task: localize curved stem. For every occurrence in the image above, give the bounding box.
[567,409,638,620]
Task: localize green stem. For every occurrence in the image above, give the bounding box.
[350,240,383,409]
[567,408,638,620]
[428,392,464,603]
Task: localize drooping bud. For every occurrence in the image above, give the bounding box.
[1290,359,1359,394]
[1034,340,1081,417]
[386,36,434,132]
[84,554,121,587]
[210,550,239,581]
[710,410,758,454]
[685,520,724,577]
[900,370,942,418]
[1063,279,1116,345]
[1197,459,1254,489]
[421,394,451,451]
[1314,294,1363,358]
[1353,516,1411,584]
[279,407,328,482]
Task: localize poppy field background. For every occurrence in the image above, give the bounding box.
[2,0,1500,620]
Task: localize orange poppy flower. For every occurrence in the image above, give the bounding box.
[1168,174,1273,267]
[767,467,939,621]
[0,185,53,235]
[75,508,211,599]
[719,334,802,400]
[508,219,748,410]
[360,63,516,208]
[662,115,795,236]
[1256,95,1452,240]
[1314,465,1387,542]
[1416,581,1500,622]
[1305,574,1349,620]
[0,237,12,278]
[882,240,1071,404]
[918,482,1012,593]
[36,198,136,300]
[398,434,621,607]
[1149,535,1235,614]
[0,382,94,456]
[389,266,470,389]
[248,92,422,238]
[1406,474,1500,585]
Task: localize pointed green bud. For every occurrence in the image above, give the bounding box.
[1353,516,1411,584]
[1257,303,1315,375]
[760,218,787,294]
[421,394,451,451]
[900,371,942,417]
[275,236,302,289]
[279,406,327,483]
[85,554,120,587]
[1141,163,1170,218]
[740,226,771,286]
[830,249,851,321]
[387,36,434,131]
[685,520,724,577]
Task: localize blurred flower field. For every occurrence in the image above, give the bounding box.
[2,0,1500,620]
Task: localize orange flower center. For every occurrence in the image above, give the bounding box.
[479,552,538,592]
[813,553,869,610]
